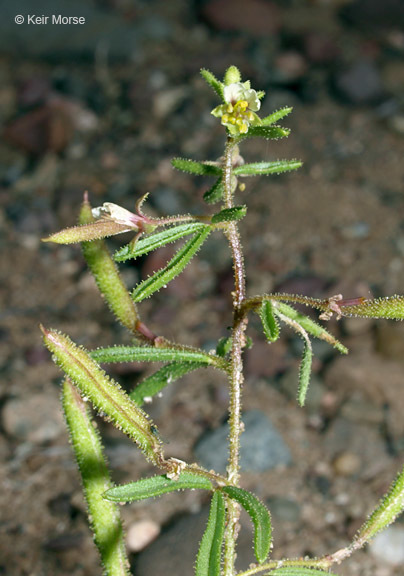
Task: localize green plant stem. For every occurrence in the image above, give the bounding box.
[222,136,249,576]
[237,556,332,576]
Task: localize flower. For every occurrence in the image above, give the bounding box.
[211,81,262,135]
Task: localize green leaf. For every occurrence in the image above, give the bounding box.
[259,301,280,343]
[104,471,213,503]
[233,160,302,177]
[354,463,404,544]
[172,158,222,176]
[298,342,313,407]
[41,327,164,466]
[203,178,224,204]
[222,486,272,564]
[336,295,404,320]
[63,379,130,576]
[261,107,293,126]
[130,361,205,405]
[78,197,140,333]
[200,68,225,101]
[211,205,247,224]
[195,491,226,576]
[242,125,290,140]
[223,65,241,85]
[114,223,208,262]
[132,227,211,302]
[274,302,348,354]
[91,345,221,367]
[268,568,337,576]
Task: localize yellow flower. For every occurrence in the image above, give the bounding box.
[211,81,262,135]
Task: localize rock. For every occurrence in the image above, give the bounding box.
[333,59,384,105]
[266,496,301,523]
[200,0,281,36]
[194,410,292,473]
[332,451,361,477]
[126,520,160,553]
[273,51,308,84]
[2,392,65,443]
[369,526,404,566]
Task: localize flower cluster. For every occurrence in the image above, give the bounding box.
[212,81,262,135]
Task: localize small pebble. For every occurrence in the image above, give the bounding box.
[332,451,361,476]
[127,520,160,553]
[369,526,404,566]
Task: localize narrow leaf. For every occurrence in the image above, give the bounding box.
[203,178,224,204]
[41,327,164,466]
[114,223,208,262]
[90,345,221,367]
[104,471,213,503]
[63,379,130,576]
[233,160,302,177]
[132,227,211,302]
[43,220,133,244]
[259,301,280,343]
[130,361,204,405]
[298,342,313,407]
[242,125,290,140]
[78,198,140,333]
[172,158,222,176]
[354,463,404,544]
[222,486,272,564]
[274,302,348,354]
[261,107,293,126]
[211,206,247,224]
[268,568,337,576]
[195,491,226,576]
[200,68,225,101]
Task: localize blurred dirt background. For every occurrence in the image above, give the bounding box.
[1,1,404,575]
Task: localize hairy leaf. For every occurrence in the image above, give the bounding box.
[200,68,225,101]
[104,471,213,503]
[259,300,280,343]
[211,205,247,224]
[222,486,272,564]
[130,361,205,405]
[63,379,130,575]
[172,157,222,176]
[268,568,337,576]
[354,463,404,544]
[233,160,302,177]
[114,223,208,262]
[203,178,224,204]
[298,342,313,407]
[41,327,164,466]
[132,227,211,302]
[274,301,348,354]
[336,295,404,320]
[261,107,293,126]
[195,491,226,576]
[223,65,241,85]
[242,125,290,140]
[91,345,221,367]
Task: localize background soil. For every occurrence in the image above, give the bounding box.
[1,1,404,575]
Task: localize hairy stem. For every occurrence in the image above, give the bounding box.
[222,137,248,576]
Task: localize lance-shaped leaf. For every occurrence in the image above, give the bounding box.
[335,295,404,320]
[274,301,348,354]
[261,107,293,126]
[104,471,213,503]
[268,568,337,576]
[130,361,204,405]
[62,379,130,576]
[241,125,290,140]
[200,68,225,101]
[297,342,313,407]
[233,160,302,177]
[78,198,140,333]
[172,158,222,176]
[90,345,224,367]
[114,223,208,263]
[203,178,224,204]
[259,300,280,343]
[211,205,247,224]
[43,219,135,244]
[41,327,164,466]
[195,491,226,576]
[353,463,404,545]
[132,227,211,302]
[222,486,272,564]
